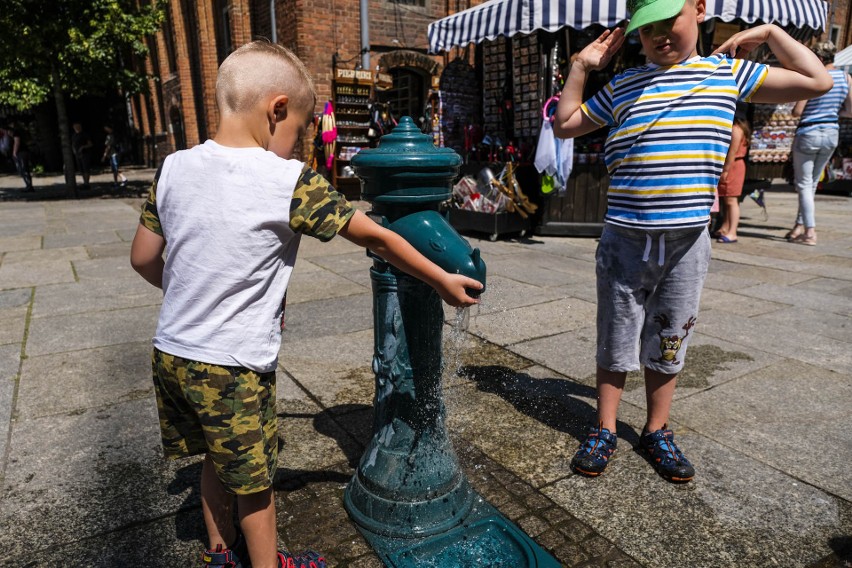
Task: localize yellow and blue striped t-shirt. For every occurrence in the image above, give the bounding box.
[582,55,768,230]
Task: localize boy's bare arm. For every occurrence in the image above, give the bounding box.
[130,224,166,289]
[338,210,482,307]
[714,24,832,103]
[553,27,625,139]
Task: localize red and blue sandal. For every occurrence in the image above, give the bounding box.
[278,550,326,568]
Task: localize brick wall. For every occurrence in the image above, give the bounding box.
[829,0,850,49]
[134,0,495,157]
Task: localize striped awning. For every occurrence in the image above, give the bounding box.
[704,0,828,32]
[428,0,628,54]
[836,45,852,69]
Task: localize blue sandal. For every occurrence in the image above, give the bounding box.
[278,550,326,568]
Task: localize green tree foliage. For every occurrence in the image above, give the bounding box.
[0,0,166,111]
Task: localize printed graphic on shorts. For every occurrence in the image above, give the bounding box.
[649,313,696,366]
[152,349,278,494]
[289,165,356,242]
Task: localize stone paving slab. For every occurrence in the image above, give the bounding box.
[673,358,852,502]
[31,277,162,319]
[0,288,30,323]
[0,258,76,289]
[506,324,599,382]
[287,267,369,304]
[467,297,597,346]
[792,276,852,297]
[16,341,153,420]
[2,245,89,264]
[542,433,852,568]
[25,305,160,357]
[279,329,375,415]
[699,308,852,375]
[282,292,373,341]
[0,397,199,557]
[698,286,788,317]
[0,235,41,253]
[0,343,20,471]
[72,255,140,282]
[0,314,26,345]
[42,230,123,249]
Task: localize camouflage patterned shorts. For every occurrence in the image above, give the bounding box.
[151,348,278,495]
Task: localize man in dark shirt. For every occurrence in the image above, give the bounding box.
[71,122,94,188]
[11,122,34,192]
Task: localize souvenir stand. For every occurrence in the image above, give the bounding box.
[428,0,627,238]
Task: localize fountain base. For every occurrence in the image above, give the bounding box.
[350,495,561,567]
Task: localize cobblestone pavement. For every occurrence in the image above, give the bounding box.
[0,170,850,567]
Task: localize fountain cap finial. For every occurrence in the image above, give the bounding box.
[352,116,461,206]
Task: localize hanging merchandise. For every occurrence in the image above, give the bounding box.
[321,101,337,170]
[490,163,538,218]
[534,95,573,194]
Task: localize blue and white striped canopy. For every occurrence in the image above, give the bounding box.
[706,0,828,32]
[427,0,828,54]
[428,0,628,54]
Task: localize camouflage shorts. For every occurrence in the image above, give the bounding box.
[151,348,278,494]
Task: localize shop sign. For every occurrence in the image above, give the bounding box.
[336,68,373,81]
[375,72,393,91]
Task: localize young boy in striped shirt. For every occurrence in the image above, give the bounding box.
[553,0,831,482]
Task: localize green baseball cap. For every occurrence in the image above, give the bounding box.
[625,0,688,34]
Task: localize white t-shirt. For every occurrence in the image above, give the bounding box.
[141,140,355,372]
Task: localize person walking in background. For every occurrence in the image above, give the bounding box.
[102,125,127,188]
[130,41,482,568]
[714,115,750,243]
[786,41,852,246]
[553,0,831,483]
[71,122,94,189]
[10,121,34,193]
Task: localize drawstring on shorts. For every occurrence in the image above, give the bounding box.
[642,234,666,266]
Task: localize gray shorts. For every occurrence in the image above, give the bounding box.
[596,224,711,374]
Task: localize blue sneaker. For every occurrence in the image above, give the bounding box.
[639,425,695,482]
[278,550,326,568]
[202,533,249,568]
[571,424,617,477]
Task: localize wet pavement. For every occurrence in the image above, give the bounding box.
[0,169,850,567]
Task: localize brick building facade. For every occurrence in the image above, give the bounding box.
[131,0,487,166]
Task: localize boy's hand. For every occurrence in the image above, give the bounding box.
[713,24,772,58]
[575,28,626,72]
[435,273,483,308]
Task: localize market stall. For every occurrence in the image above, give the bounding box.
[428,0,832,237]
[428,0,628,238]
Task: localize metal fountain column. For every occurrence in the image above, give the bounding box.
[344,117,558,567]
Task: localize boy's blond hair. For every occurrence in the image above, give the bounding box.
[216,41,316,116]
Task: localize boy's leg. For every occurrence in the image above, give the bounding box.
[644,368,677,432]
[201,453,237,551]
[238,488,279,568]
[596,366,627,432]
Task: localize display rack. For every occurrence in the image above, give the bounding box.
[332,68,373,200]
